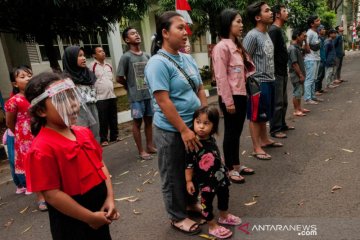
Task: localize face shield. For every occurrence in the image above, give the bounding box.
[31,78,96,127]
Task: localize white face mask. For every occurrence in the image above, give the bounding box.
[31,78,96,127]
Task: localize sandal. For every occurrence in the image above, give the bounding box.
[301,108,311,113]
[271,132,287,138]
[139,154,153,160]
[262,142,283,148]
[293,112,306,117]
[229,170,245,184]
[171,218,201,235]
[38,201,48,212]
[239,165,255,175]
[101,141,109,146]
[146,147,158,154]
[209,226,232,239]
[218,213,242,226]
[252,152,272,160]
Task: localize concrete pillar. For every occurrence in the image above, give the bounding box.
[108,23,123,73]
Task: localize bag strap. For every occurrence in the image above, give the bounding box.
[157,52,197,93]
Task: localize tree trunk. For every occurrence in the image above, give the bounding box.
[39,34,62,73]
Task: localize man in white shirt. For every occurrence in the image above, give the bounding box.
[89,46,119,146]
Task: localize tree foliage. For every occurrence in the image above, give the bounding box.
[0,0,149,71]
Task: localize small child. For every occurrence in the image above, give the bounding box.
[185,106,241,239]
[324,29,339,90]
[288,29,310,117]
[5,66,48,211]
[25,72,119,240]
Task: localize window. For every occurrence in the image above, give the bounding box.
[28,32,111,63]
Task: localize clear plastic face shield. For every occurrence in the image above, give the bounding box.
[31,78,96,127]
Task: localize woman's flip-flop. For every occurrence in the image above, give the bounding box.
[239,165,255,175]
[252,152,272,160]
[262,142,283,148]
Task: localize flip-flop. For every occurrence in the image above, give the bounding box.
[38,201,48,212]
[139,154,153,160]
[229,170,245,184]
[239,165,255,175]
[171,219,201,236]
[262,142,283,148]
[252,152,272,160]
[301,108,311,113]
[101,141,109,146]
[209,226,232,239]
[293,112,306,117]
[271,132,287,138]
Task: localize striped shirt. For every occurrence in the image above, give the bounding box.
[243,28,275,82]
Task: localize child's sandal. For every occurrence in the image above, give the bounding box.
[218,213,242,226]
[209,226,232,239]
[38,201,48,212]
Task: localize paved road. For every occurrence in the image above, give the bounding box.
[1,52,360,240]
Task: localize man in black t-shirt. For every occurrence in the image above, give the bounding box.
[268,4,294,138]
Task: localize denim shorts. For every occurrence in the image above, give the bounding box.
[292,82,304,100]
[131,99,154,119]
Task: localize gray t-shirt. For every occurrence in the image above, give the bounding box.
[304,29,320,61]
[117,51,151,102]
[288,43,305,83]
[243,28,275,82]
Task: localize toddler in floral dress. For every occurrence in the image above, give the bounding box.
[185,106,242,239]
[5,65,47,211]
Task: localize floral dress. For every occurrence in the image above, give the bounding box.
[5,94,33,174]
[186,137,230,192]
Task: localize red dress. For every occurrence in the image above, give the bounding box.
[5,94,33,174]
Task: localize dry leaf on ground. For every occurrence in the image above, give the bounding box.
[115,196,135,201]
[341,148,354,153]
[199,233,216,240]
[324,157,332,162]
[21,225,32,234]
[331,185,342,193]
[118,171,130,176]
[244,200,257,206]
[136,188,143,192]
[4,219,14,228]
[19,206,29,214]
[242,150,246,155]
[113,182,124,185]
[133,209,142,215]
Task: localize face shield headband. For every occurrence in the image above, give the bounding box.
[30,78,96,127]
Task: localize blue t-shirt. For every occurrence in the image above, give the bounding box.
[145,49,202,132]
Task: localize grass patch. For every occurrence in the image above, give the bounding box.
[116,95,130,112]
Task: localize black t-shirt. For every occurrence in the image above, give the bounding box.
[268,25,288,76]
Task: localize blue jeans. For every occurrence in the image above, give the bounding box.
[304,60,320,101]
[7,134,26,187]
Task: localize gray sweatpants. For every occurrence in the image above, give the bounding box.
[154,126,197,221]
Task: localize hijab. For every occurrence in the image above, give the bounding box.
[62,46,97,85]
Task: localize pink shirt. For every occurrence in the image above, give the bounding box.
[212,39,255,107]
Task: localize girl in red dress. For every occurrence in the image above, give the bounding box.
[25,72,119,240]
[5,65,47,211]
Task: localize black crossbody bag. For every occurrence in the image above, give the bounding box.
[157,52,197,93]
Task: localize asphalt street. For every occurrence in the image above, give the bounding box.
[1,52,360,240]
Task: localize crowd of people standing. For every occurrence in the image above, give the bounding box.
[0,1,348,239]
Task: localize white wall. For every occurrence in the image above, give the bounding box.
[191,53,210,68]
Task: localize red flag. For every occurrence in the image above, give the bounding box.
[185,24,192,35]
[176,0,191,11]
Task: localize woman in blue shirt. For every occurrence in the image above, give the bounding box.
[145,11,207,236]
